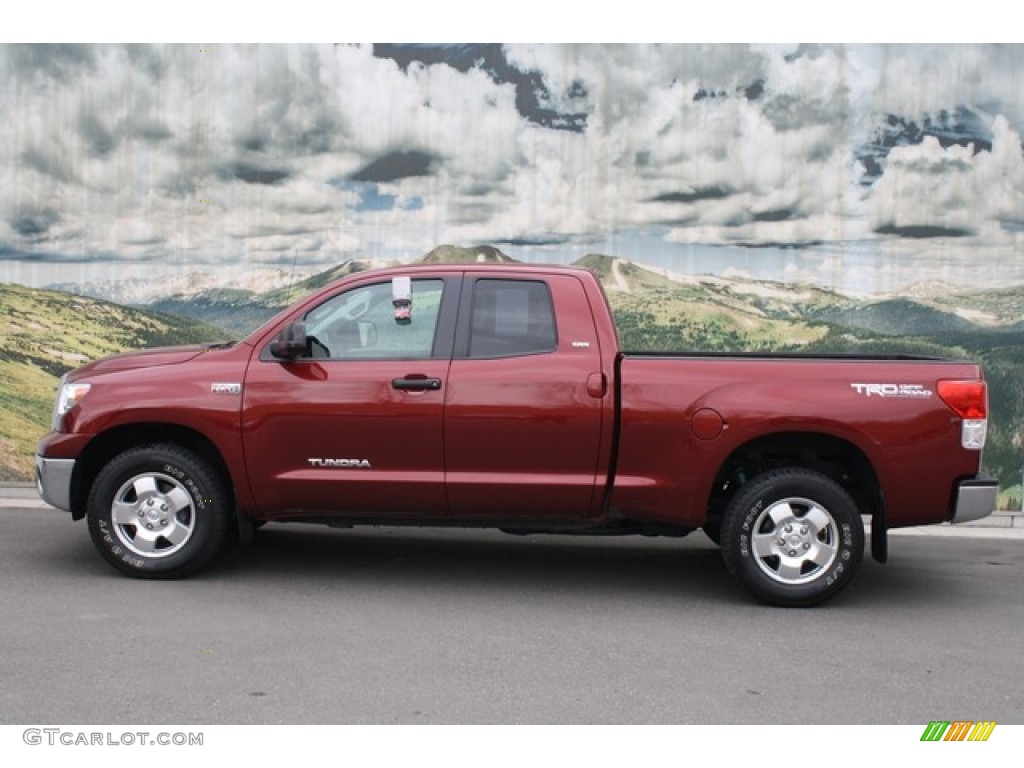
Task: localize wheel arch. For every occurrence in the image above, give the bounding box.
[70,423,235,521]
[705,431,886,562]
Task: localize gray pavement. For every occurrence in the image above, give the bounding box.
[1,489,1023,725]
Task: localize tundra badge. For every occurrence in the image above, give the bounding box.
[308,458,372,468]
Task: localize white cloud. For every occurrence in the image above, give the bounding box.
[870,118,1024,240]
[1,43,1022,291]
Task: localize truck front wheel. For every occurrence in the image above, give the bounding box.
[720,468,864,607]
[86,444,230,578]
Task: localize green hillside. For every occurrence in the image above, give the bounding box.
[0,284,229,481]
[261,260,372,307]
[149,289,267,337]
[417,244,517,264]
[574,254,676,293]
[586,254,834,352]
[813,299,978,335]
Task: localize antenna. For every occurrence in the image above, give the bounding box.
[288,246,298,296]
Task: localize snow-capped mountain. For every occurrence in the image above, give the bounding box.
[46,268,311,305]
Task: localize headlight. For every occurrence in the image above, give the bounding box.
[52,378,91,432]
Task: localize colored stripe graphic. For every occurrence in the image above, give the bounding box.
[920,720,996,742]
[945,721,974,741]
[968,722,997,742]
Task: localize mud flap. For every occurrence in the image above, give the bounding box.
[237,512,256,546]
[871,511,887,564]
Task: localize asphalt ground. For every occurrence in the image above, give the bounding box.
[1,488,1022,726]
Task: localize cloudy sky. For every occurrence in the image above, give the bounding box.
[1,42,1023,295]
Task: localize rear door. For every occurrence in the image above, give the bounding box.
[444,273,608,520]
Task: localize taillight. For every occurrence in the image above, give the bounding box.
[937,379,988,450]
[937,380,987,419]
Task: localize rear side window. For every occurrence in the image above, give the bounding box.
[468,279,557,358]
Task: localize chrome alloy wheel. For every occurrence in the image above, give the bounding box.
[110,472,195,558]
[749,497,839,585]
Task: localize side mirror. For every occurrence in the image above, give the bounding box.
[270,321,308,360]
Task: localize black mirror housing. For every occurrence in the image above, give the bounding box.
[270,321,308,360]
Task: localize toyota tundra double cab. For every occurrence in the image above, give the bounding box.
[36,264,997,606]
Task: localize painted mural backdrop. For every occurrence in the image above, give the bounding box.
[1,44,1022,498]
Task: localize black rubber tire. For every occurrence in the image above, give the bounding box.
[86,444,230,578]
[720,468,864,607]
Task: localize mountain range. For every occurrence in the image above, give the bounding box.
[5,245,1023,503]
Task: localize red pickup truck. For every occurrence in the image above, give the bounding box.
[36,264,997,606]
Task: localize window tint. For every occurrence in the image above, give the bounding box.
[304,279,444,359]
[468,280,557,358]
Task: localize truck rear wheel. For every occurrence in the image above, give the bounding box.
[86,444,230,578]
[720,468,863,607]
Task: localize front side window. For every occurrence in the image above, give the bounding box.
[468,279,557,358]
[304,279,444,359]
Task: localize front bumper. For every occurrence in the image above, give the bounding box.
[952,474,998,524]
[35,455,75,513]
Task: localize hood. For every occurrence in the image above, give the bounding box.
[67,345,210,379]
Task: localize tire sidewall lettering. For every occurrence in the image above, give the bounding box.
[739,503,761,557]
[163,463,208,512]
[98,506,162,571]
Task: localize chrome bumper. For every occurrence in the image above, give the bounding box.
[952,475,998,524]
[35,455,75,513]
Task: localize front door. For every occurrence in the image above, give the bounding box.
[242,276,456,518]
